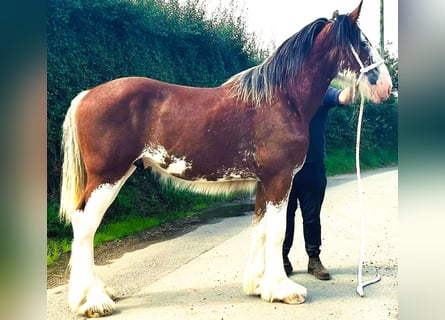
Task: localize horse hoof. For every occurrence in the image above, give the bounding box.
[283,293,305,304]
[77,287,115,318]
[86,308,113,318]
[86,309,101,318]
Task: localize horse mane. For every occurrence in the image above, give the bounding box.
[224,14,362,107]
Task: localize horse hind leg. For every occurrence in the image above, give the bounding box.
[68,166,135,317]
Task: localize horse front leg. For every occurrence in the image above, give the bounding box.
[243,183,267,296]
[261,200,307,304]
[68,167,135,317]
[244,179,307,304]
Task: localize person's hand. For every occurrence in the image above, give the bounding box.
[338,87,356,104]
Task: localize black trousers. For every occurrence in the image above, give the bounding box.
[283,161,327,258]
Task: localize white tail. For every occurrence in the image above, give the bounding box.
[59,90,89,223]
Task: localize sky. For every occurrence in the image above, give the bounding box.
[203,0,398,55]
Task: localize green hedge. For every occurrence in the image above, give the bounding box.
[328,95,397,148]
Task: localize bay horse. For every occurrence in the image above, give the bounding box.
[60,1,392,317]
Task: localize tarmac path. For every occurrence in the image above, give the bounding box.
[47,167,398,319]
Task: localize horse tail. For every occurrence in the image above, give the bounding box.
[59,90,89,223]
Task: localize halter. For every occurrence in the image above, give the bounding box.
[349,44,384,85]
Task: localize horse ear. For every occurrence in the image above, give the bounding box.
[349,0,363,23]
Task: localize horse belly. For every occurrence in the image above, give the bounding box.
[141,143,256,179]
[139,142,258,195]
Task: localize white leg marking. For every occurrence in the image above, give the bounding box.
[243,216,266,295]
[69,167,135,316]
[260,201,307,303]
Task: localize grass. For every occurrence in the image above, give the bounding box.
[94,216,161,246]
[46,195,234,266]
[47,217,165,265]
[325,147,397,176]
[94,207,211,247]
[47,238,72,265]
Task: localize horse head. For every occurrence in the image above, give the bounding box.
[317,0,393,103]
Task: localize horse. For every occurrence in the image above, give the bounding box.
[59,1,392,317]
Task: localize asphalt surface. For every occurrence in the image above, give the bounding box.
[47,167,398,319]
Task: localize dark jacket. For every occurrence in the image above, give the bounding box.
[305,87,343,164]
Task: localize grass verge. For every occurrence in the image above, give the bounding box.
[325,147,397,176]
[47,197,236,266]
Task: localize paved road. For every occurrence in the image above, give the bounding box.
[47,167,398,319]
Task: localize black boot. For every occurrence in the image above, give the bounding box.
[308,254,330,280]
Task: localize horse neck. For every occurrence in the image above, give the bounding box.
[284,52,340,122]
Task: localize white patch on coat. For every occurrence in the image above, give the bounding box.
[142,145,168,164]
[166,158,190,175]
[140,145,192,175]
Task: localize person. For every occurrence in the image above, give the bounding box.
[283,86,354,280]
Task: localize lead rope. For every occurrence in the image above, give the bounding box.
[345,42,385,295]
[355,89,381,297]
